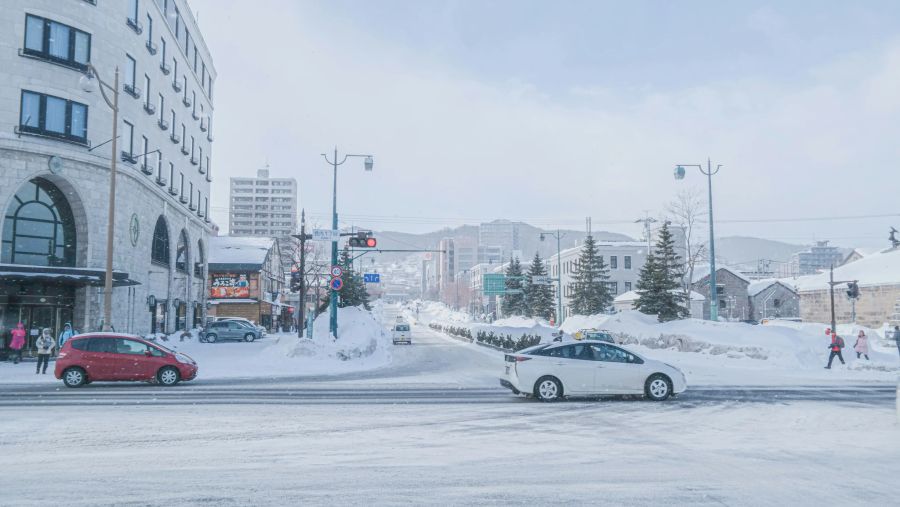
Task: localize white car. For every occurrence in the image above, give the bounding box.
[500,340,687,402]
[392,323,411,345]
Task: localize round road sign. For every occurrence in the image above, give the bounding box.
[330,277,344,291]
[330,265,344,278]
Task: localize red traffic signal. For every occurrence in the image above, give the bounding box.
[348,235,377,248]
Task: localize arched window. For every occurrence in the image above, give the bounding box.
[2,178,76,266]
[194,239,204,277]
[175,230,189,272]
[151,216,170,265]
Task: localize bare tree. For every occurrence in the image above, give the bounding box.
[666,188,707,306]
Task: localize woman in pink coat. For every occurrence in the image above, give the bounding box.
[853,330,869,361]
[9,322,26,364]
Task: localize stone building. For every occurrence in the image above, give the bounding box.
[0,0,216,349]
[795,247,900,328]
[747,279,800,321]
[206,236,288,331]
[691,265,751,321]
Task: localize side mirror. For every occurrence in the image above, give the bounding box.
[144,349,152,357]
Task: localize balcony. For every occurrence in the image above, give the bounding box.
[179,194,188,204]
[120,151,137,164]
[199,119,208,132]
[140,163,154,176]
[182,96,192,108]
[126,17,143,35]
[170,132,181,144]
[198,163,206,175]
[172,80,182,93]
[168,185,178,196]
[156,176,168,187]
[145,40,158,55]
[180,145,190,156]
[123,83,141,99]
[160,62,171,75]
[158,118,169,131]
[143,102,156,115]
[192,110,200,121]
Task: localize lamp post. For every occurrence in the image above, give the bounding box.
[674,158,722,321]
[540,230,565,326]
[322,148,373,338]
[80,64,119,331]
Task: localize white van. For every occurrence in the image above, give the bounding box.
[392,322,411,345]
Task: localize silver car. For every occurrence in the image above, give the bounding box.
[201,321,261,343]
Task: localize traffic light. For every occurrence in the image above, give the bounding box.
[846,281,859,299]
[348,232,377,248]
[290,265,301,292]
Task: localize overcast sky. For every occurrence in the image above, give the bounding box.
[191,0,900,248]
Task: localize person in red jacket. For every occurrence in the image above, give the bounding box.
[825,328,845,369]
[9,322,26,364]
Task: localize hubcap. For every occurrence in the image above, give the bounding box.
[650,379,668,397]
[65,370,82,384]
[539,380,558,399]
[161,370,177,384]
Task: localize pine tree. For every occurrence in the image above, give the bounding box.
[524,252,555,321]
[634,222,687,321]
[336,246,371,310]
[569,235,612,315]
[501,257,527,316]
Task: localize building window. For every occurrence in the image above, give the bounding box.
[23,15,91,71]
[124,55,139,97]
[610,256,618,269]
[145,13,154,48]
[160,37,167,70]
[127,0,140,28]
[140,135,149,170]
[144,74,152,109]
[19,90,88,145]
[1,178,77,267]
[194,240,204,277]
[624,281,632,292]
[624,256,632,269]
[121,120,134,161]
[151,216,169,266]
[175,230,189,272]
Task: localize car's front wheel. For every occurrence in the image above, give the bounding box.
[534,376,563,402]
[62,367,87,388]
[645,374,673,401]
[244,333,256,342]
[158,366,180,386]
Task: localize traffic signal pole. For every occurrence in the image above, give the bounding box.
[828,263,859,337]
[298,210,307,339]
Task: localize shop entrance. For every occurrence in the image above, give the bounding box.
[0,286,75,354]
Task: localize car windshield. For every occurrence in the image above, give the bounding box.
[395,325,409,331]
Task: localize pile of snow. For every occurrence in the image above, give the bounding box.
[403,300,471,325]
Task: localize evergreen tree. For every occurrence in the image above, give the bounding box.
[501,257,527,316]
[524,252,555,321]
[336,246,371,310]
[569,235,612,315]
[634,222,687,321]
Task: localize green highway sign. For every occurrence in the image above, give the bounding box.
[483,274,507,295]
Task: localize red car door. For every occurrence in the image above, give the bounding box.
[82,337,119,380]
[111,338,159,380]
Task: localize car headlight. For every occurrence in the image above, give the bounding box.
[175,353,194,365]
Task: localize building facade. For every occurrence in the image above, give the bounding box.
[747,280,800,321]
[229,167,298,237]
[791,241,845,276]
[691,267,751,321]
[0,0,216,349]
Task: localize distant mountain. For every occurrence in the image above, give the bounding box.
[714,236,808,267]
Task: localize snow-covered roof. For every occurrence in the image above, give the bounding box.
[690,264,751,284]
[208,236,275,266]
[614,290,704,302]
[794,247,900,291]
[747,278,798,297]
[550,241,648,261]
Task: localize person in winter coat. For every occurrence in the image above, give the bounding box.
[35,328,54,374]
[9,322,26,364]
[825,330,845,369]
[894,325,900,359]
[853,330,870,360]
[57,322,77,350]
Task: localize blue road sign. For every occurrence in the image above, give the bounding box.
[330,277,343,291]
[364,273,381,283]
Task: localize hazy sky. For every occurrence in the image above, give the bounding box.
[191,0,900,247]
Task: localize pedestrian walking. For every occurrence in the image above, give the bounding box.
[57,322,77,350]
[894,325,900,359]
[825,330,845,369]
[9,322,26,364]
[853,330,869,360]
[35,328,54,374]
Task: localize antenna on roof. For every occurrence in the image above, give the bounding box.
[890,227,899,249]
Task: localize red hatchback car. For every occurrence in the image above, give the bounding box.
[55,333,198,388]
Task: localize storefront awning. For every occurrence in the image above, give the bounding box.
[0,264,141,287]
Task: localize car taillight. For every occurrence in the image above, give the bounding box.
[506,355,531,362]
[515,356,531,362]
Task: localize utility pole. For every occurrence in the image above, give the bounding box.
[295,209,309,338]
[828,264,859,336]
[634,213,658,254]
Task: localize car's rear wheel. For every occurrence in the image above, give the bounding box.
[244,333,255,342]
[534,376,562,402]
[206,333,217,343]
[158,366,180,386]
[645,374,672,401]
[62,367,86,388]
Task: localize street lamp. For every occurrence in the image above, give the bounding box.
[674,158,722,321]
[322,148,374,338]
[540,230,565,326]
[81,63,120,332]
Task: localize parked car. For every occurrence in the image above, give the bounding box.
[54,333,197,388]
[201,321,261,343]
[500,340,687,402]
[392,322,412,345]
[215,317,266,336]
